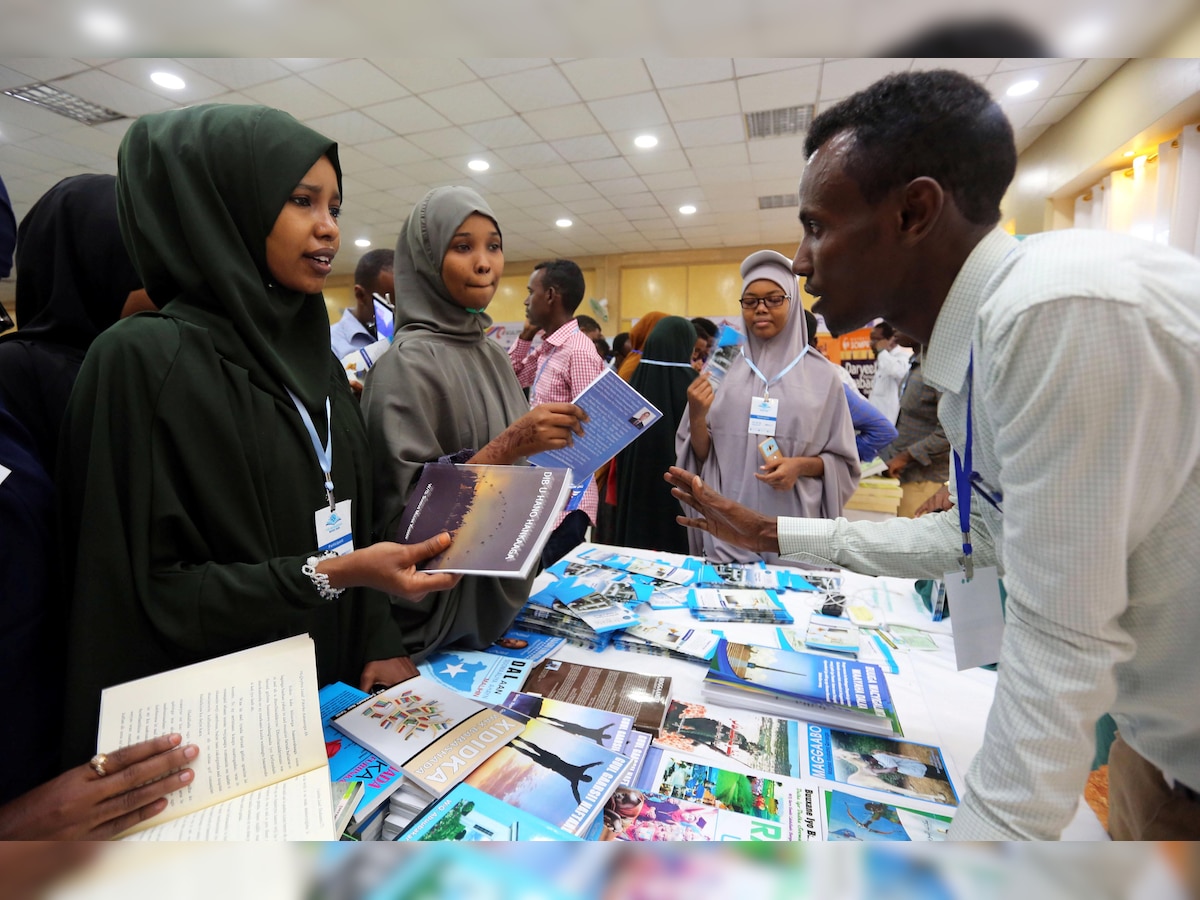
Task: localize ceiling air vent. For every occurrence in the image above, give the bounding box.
[758,193,799,210]
[745,104,814,140]
[3,83,126,125]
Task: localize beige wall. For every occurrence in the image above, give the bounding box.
[1004,20,1200,234]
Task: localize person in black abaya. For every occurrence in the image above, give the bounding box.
[613,316,697,553]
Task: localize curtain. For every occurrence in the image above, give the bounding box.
[1073,123,1200,257]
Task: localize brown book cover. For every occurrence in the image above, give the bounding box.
[521,658,672,736]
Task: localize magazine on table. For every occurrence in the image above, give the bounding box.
[395,463,572,579]
[824,788,952,841]
[703,639,901,737]
[688,588,794,624]
[528,366,662,478]
[396,782,583,841]
[417,648,534,703]
[499,691,635,754]
[522,658,672,736]
[320,682,406,831]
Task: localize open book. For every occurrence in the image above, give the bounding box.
[96,634,333,840]
[396,463,572,579]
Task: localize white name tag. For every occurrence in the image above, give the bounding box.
[748,396,779,436]
[944,565,1005,670]
[315,499,354,556]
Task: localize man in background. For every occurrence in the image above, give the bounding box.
[866,321,910,424]
[509,259,606,565]
[330,247,392,360]
[881,348,949,517]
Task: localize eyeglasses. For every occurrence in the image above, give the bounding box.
[739,294,788,310]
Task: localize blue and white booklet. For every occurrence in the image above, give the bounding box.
[529,366,662,478]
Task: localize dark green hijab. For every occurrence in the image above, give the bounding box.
[116,104,341,412]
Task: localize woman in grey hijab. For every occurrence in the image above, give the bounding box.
[676,250,859,564]
[363,186,585,661]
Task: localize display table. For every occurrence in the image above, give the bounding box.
[532,542,1107,840]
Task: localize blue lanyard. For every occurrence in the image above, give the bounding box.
[742,346,809,400]
[285,387,335,510]
[950,349,1004,580]
[639,359,694,369]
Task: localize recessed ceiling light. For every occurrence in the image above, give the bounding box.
[467,159,490,172]
[556,218,573,228]
[355,238,371,248]
[634,134,658,149]
[150,72,186,90]
[1006,79,1039,98]
[679,204,697,215]
[82,11,125,40]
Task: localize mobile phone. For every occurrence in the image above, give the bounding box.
[758,437,783,463]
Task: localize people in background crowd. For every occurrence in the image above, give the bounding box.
[613,316,697,553]
[689,316,718,369]
[509,259,607,566]
[330,247,392,360]
[882,347,950,517]
[804,309,897,463]
[676,250,859,564]
[58,105,457,769]
[364,186,585,659]
[573,313,603,341]
[866,320,910,424]
[616,310,667,382]
[610,331,631,371]
[666,68,1200,840]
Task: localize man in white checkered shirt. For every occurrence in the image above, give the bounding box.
[508,259,606,566]
[666,69,1200,841]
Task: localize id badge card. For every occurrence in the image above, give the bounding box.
[748,396,779,436]
[315,499,354,556]
[943,565,1004,670]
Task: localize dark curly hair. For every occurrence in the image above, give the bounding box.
[804,70,1016,226]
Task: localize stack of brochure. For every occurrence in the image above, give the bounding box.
[688,588,795,624]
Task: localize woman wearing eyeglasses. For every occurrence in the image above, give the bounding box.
[675,250,860,564]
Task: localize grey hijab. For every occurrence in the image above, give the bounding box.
[676,250,860,563]
[362,185,532,660]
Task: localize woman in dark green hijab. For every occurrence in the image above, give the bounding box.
[58,105,457,768]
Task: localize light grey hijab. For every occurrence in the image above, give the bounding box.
[676,249,860,563]
[362,185,532,660]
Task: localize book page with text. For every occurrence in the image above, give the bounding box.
[97,634,328,837]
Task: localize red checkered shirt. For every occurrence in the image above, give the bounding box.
[508,320,605,525]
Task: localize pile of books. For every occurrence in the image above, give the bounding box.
[688,587,795,624]
[845,475,904,515]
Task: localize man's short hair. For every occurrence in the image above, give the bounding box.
[355,248,393,289]
[534,259,586,314]
[613,332,630,355]
[690,317,718,340]
[872,321,896,339]
[804,70,1016,227]
[574,314,602,334]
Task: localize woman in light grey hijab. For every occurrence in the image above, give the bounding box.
[676,249,859,564]
[363,186,584,661]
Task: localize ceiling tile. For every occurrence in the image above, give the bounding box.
[551,134,619,162]
[571,157,637,181]
[274,59,343,73]
[686,144,750,168]
[302,59,408,107]
[660,81,741,122]
[470,171,536,194]
[406,126,487,157]
[521,163,584,187]
[0,66,38,91]
[558,59,653,101]
[178,58,291,90]
[353,166,419,191]
[52,69,177,117]
[420,81,512,125]
[101,58,228,104]
[486,67,581,112]
[205,91,260,107]
[1059,59,1127,95]
[997,98,1047,131]
[523,103,603,141]
[736,66,822,112]
[627,148,692,176]
[994,58,1066,72]
[747,134,807,165]
[733,59,821,77]
[909,58,1000,77]
[610,192,660,209]
[22,134,114,169]
[369,59,477,93]
[463,116,543,148]
[463,59,552,78]
[674,115,746,148]
[1028,93,1089,128]
[544,182,601,202]
[563,197,615,214]
[645,58,733,89]
[358,135,433,166]
[587,91,669,132]
[305,110,396,145]
[243,75,348,119]
[3,59,90,82]
[496,188,555,207]
[398,158,465,184]
[641,169,699,191]
[362,96,451,134]
[588,176,648,196]
[986,60,1082,102]
[494,143,567,168]
[1014,123,1051,152]
[696,164,753,186]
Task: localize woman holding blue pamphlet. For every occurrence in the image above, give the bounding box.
[614,316,697,553]
[363,186,587,663]
[675,250,859,564]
